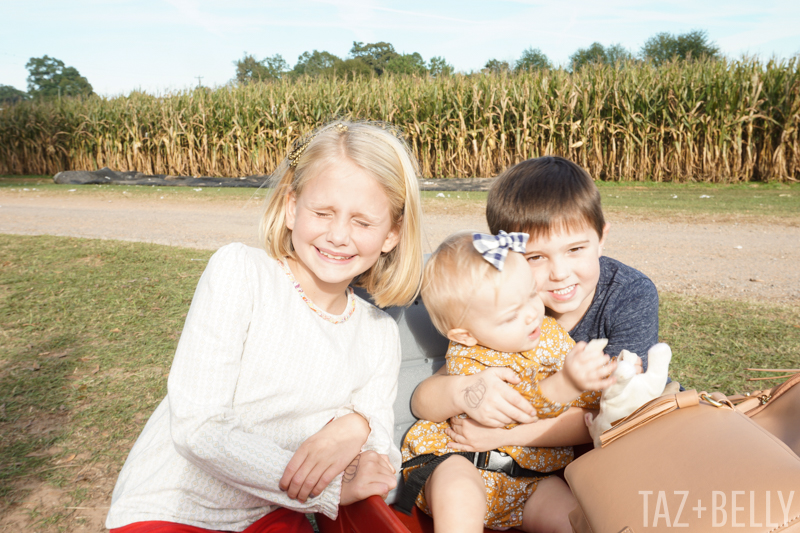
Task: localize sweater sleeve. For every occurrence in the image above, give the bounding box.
[167,244,341,519]
[337,316,402,473]
[603,277,659,370]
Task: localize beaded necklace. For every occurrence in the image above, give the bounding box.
[279,258,356,324]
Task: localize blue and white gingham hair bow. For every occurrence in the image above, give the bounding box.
[472,230,529,271]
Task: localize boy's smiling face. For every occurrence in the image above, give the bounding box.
[523,223,609,331]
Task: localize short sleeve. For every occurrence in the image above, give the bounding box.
[604,277,659,369]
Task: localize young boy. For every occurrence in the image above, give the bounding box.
[411,156,663,438]
[400,231,613,532]
[486,156,658,364]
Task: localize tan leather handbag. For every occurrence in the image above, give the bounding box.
[565,390,800,533]
[730,372,800,456]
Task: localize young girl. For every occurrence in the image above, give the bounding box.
[400,231,613,532]
[105,120,423,533]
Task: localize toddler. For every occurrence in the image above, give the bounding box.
[399,231,614,533]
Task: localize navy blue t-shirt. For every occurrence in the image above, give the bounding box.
[568,256,659,370]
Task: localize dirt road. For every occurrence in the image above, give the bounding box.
[2,193,799,302]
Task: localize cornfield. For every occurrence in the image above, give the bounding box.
[1,57,798,182]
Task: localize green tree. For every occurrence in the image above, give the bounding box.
[335,58,374,79]
[515,47,551,72]
[235,54,269,84]
[483,59,511,75]
[264,55,289,78]
[385,52,427,76]
[428,56,454,77]
[234,53,288,84]
[349,41,399,75]
[0,85,30,105]
[641,30,720,66]
[25,55,93,98]
[605,44,634,64]
[292,50,342,77]
[570,42,632,70]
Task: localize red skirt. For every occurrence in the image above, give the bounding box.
[110,507,314,533]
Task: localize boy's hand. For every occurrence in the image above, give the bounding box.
[280,413,370,503]
[563,340,617,394]
[455,368,538,427]
[339,452,397,505]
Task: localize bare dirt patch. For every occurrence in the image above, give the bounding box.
[2,466,114,533]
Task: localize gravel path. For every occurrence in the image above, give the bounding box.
[2,193,799,303]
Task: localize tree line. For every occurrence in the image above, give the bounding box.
[0,56,93,105]
[235,30,721,83]
[1,30,722,104]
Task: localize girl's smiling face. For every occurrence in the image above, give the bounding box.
[285,157,400,310]
[523,223,609,331]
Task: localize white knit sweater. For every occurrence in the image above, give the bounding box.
[106,243,402,531]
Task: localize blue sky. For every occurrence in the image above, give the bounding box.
[2,0,799,97]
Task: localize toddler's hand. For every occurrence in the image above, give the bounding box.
[563,339,617,394]
[339,452,397,506]
[631,353,644,374]
[445,416,511,452]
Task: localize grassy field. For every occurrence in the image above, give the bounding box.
[1,233,799,528]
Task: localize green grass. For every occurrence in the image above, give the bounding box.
[596,181,800,221]
[660,294,800,392]
[0,235,211,507]
[0,175,271,203]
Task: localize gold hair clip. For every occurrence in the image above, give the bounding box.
[287,137,312,168]
[288,123,349,168]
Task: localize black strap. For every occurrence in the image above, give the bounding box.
[396,451,557,516]
[396,453,471,515]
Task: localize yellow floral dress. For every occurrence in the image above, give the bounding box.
[401,317,600,529]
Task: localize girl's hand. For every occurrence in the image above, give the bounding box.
[456,368,538,428]
[445,416,513,452]
[339,452,397,505]
[280,413,370,503]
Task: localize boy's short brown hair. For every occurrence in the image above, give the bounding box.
[486,156,605,240]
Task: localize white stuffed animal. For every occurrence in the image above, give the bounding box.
[585,343,673,448]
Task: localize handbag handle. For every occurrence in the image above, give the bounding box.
[728,371,800,414]
[599,389,733,448]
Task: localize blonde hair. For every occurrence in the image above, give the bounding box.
[422,231,502,335]
[260,120,423,308]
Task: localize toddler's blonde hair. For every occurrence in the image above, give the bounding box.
[422,231,504,336]
[261,120,423,308]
